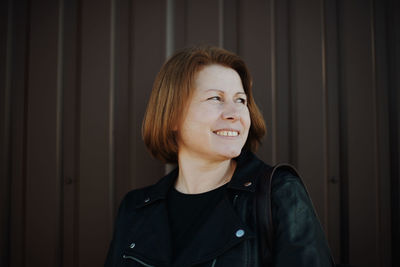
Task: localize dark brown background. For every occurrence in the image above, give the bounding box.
[1,0,399,266]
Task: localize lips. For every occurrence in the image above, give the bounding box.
[213,129,240,137]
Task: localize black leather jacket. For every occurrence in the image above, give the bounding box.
[105,150,334,267]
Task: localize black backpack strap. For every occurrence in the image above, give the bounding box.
[256,163,300,266]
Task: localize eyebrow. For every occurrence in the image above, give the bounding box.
[205,89,247,96]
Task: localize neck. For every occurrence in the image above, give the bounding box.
[175,153,236,194]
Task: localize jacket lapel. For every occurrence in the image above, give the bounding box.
[123,170,178,266]
[125,199,172,266]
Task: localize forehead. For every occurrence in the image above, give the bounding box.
[193,64,244,93]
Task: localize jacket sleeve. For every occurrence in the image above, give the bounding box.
[271,173,335,267]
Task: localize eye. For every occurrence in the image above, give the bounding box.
[207,96,222,101]
[236,97,247,105]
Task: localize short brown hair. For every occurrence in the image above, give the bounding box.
[142,46,266,163]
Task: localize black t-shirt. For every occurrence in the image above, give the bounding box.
[166,183,228,260]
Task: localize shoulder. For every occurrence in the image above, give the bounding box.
[122,185,152,205]
[271,167,305,195]
[117,167,177,213]
[271,168,311,205]
[270,167,317,225]
[117,185,154,214]
[267,167,335,265]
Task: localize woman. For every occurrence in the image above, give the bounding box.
[105,46,334,266]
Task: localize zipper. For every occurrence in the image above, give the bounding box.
[232,194,239,206]
[123,254,216,267]
[122,254,155,267]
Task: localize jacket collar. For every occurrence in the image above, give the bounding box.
[128,149,267,266]
[226,148,267,192]
[135,149,266,209]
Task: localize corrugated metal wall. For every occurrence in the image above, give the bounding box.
[0,0,399,266]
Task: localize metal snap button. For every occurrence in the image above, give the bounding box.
[144,197,150,203]
[244,181,252,187]
[129,242,135,248]
[235,229,245,238]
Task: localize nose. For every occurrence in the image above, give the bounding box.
[221,102,240,121]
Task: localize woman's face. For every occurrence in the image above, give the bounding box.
[176,64,251,162]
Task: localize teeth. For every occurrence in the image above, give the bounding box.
[215,131,239,137]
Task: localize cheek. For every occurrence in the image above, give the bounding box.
[242,109,251,131]
[182,108,213,134]
[189,106,217,125]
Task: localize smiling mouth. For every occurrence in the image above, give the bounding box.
[214,130,239,137]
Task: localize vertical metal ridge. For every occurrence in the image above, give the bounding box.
[336,0,349,262]
[287,0,295,165]
[56,0,65,265]
[166,0,174,58]
[22,0,33,265]
[388,1,400,265]
[74,0,83,263]
[369,0,381,263]
[183,1,187,45]
[3,0,13,265]
[270,0,277,164]
[165,0,175,175]
[320,0,329,230]
[109,0,116,235]
[129,0,136,188]
[235,0,240,54]
[218,0,224,47]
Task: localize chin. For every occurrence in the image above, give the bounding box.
[215,147,242,160]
